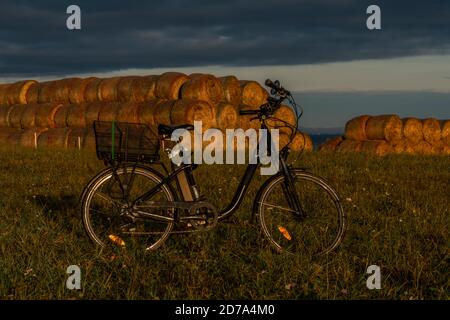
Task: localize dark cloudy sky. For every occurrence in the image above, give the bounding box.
[1,0,449,127]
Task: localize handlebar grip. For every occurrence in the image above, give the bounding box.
[265,79,274,88]
[239,109,259,116]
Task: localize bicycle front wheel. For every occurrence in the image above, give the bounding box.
[256,169,345,256]
[81,165,176,251]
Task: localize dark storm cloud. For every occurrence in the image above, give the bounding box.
[0,0,449,76]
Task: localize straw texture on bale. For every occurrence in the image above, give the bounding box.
[66,128,86,149]
[415,140,433,155]
[442,144,450,155]
[25,82,39,104]
[98,102,121,122]
[155,72,188,99]
[238,104,260,131]
[390,139,407,153]
[69,77,97,104]
[98,77,122,102]
[0,84,10,105]
[116,76,139,102]
[279,132,313,151]
[318,136,344,152]
[19,128,48,148]
[82,129,96,150]
[37,81,60,103]
[35,103,63,128]
[441,120,450,145]
[5,80,37,105]
[116,102,140,123]
[152,100,176,126]
[219,76,242,105]
[53,78,80,103]
[215,102,238,130]
[9,104,27,128]
[422,118,441,144]
[239,81,269,108]
[54,104,71,128]
[344,115,370,141]
[361,140,393,156]
[38,128,71,148]
[266,105,297,136]
[137,100,159,126]
[402,117,423,143]
[84,102,103,127]
[66,103,88,128]
[129,76,158,102]
[365,115,403,141]
[20,104,40,129]
[337,139,362,153]
[0,128,21,142]
[170,99,215,130]
[84,78,103,103]
[181,74,224,105]
[0,105,13,127]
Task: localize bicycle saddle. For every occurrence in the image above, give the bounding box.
[158,124,194,135]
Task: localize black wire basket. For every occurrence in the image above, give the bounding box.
[94,121,160,164]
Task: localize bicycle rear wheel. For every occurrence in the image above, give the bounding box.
[81,165,176,251]
[256,169,345,256]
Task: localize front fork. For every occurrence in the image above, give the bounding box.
[279,150,306,219]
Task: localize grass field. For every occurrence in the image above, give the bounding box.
[0,146,448,299]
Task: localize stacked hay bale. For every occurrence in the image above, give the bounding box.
[319,114,450,155]
[0,73,312,152]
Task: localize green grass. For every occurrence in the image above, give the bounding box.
[0,146,448,299]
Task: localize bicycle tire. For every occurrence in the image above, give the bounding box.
[255,169,346,256]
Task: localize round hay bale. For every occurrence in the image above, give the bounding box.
[82,129,96,150]
[0,128,21,144]
[98,77,122,102]
[137,100,159,126]
[53,78,80,103]
[181,74,224,105]
[68,77,97,104]
[219,76,242,105]
[155,72,189,99]
[402,117,423,143]
[266,105,297,136]
[365,114,403,141]
[66,128,86,149]
[8,104,27,128]
[292,132,313,152]
[37,128,71,148]
[171,99,215,130]
[318,136,344,152]
[442,144,450,155]
[404,140,417,154]
[430,140,445,155]
[422,118,441,144]
[35,103,63,128]
[129,75,158,102]
[215,102,238,130]
[153,100,176,126]
[239,80,269,108]
[238,104,260,131]
[117,76,139,102]
[116,102,140,123]
[0,84,10,105]
[441,120,450,145]
[415,140,433,155]
[337,139,362,153]
[20,104,40,129]
[66,103,88,128]
[390,139,407,154]
[54,104,71,128]
[344,115,370,141]
[84,78,103,103]
[98,102,121,122]
[84,102,103,128]
[19,128,48,148]
[25,82,39,104]
[37,81,59,103]
[361,140,393,156]
[0,105,14,127]
[5,80,37,105]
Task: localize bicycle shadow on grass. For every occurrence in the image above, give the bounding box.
[29,194,80,221]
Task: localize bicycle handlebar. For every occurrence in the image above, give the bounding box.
[239,109,260,116]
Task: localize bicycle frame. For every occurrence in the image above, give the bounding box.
[132,121,305,223]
